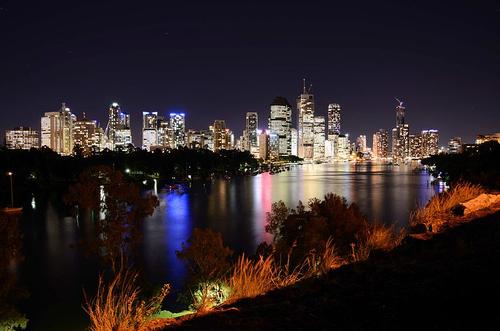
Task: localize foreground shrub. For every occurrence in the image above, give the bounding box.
[176,228,233,311]
[410,182,485,231]
[84,267,170,331]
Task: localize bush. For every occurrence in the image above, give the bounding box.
[84,266,170,331]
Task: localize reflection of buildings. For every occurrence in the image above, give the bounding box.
[448,137,462,154]
[268,97,292,157]
[5,127,39,150]
[297,80,315,160]
[41,103,76,155]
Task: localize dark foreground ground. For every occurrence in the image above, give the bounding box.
[166,211,500,331]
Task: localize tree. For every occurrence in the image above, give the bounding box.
[64,166,158,268]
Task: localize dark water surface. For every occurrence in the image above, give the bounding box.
[20,163,438,330]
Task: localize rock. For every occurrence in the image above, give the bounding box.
[461,194,500,215]
[451,204,465,216]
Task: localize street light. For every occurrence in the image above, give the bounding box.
[7,172,13,208]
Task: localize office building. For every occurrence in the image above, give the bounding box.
[268,97,292,157]
[448,137,462,154]
[313,116,325,160]
[5,127,39,150]
[170,113,186,148]
[297,80,315,159]
[327,103,341,136]
[41,103,76,155]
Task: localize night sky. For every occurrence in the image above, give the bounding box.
[1,0,499,146]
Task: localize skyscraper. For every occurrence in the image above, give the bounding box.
[327,103,341,136]
[170,113,186,148]
[313,116,325,160]
[356,135,367,153]
[421,129,439,157]
[409,133,423,159]
[74,113,102,155]
[392,99,409,163]
[212,120,229,151]
[297,79,315,160]
[290,128,298,156]
[157,116,171,149]
[268,97,292,157]
[372,129,389,159]
[245,112,258,151]
[5,127,39,150]
[41,103,76,155]
[142,111,158,150]
[106,102,131,150]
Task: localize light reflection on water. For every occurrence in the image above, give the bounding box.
[23,162,437,330]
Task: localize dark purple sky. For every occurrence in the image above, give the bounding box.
[1,0,499,146]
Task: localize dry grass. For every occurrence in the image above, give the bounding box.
[84,267,170,331]
[410,182,485,230]
[228,253,304,302]
[305,238,345,276]
[351,223,404,262]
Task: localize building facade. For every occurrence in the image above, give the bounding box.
[313,116,325,160]
[327,103,341,136]
[268,97,292,157]
[41,103,76,155]
[297,81,315,160]
[5,127,39,150]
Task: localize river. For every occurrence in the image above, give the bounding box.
[19,162,438,330]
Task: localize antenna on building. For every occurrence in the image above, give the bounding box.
[395,97,403,107]
[302,78,306,94]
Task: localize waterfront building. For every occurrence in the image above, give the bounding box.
[258,130,270,160]
[421,129,439,157]
[245,112,259,151]
[5,127,39,150]
[73,113,102,155]
[327,103,341,136]
[187,129,211,149]
[290,128,298,156]
[409,133,423,159]
[313,116,326,160]
[170,113,186,148]
[391,99,409,162]
[41,103,76,155]
[142,112,158,150]
[448,137,462,154]
[356,135,367,153]
[105,102,131,150]
[268,97,292,157]
[297,80,315,159]
[212,120,230,151]
[336,134,350,161]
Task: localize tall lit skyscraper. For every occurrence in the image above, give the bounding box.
[5,127,39,150]
[297,79,315,159]
[372,129,389,159]
[74,113,102,155]
[268,97,292,157]
[313,116,325,160]
[170,113,186,148]
[421,129,439,157]
[142,111,158,150]
[245,112,258,151]
[336,134,350,161]
[392,99,409,162]
[41,103,76,155]
[212,120,229,151]
[327,103,341,136]
[106,102,131,150]
[156,116,171,149]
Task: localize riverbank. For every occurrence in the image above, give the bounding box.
[158,209,500,330]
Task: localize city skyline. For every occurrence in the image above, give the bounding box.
[1,1,499,146]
